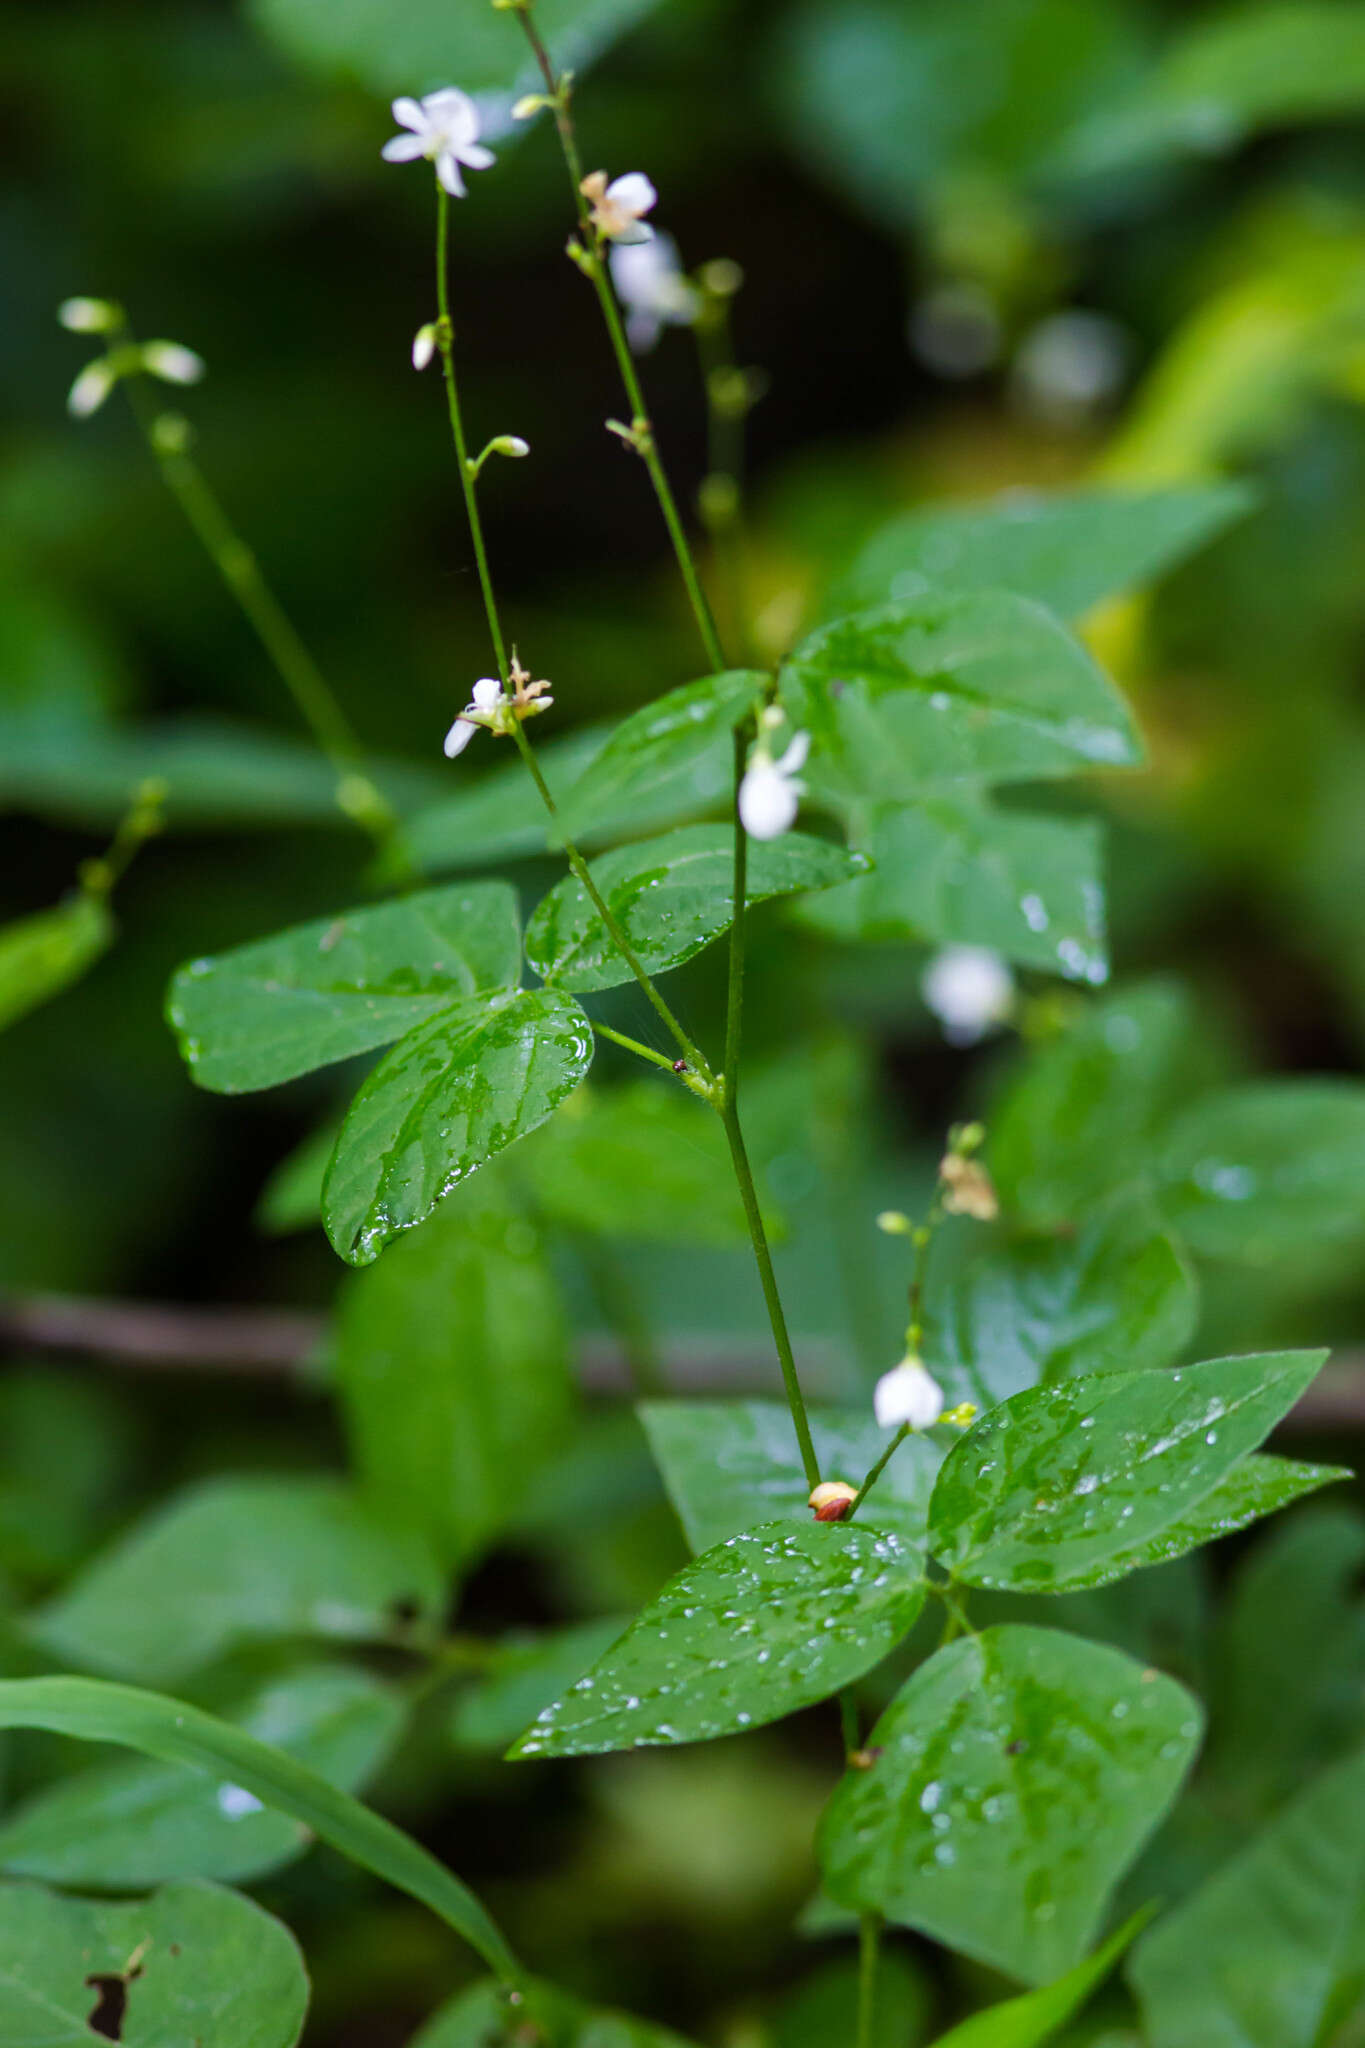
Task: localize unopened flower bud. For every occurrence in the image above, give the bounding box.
[412,322,439,371]
[512,93,552,119]
[141,340,206,387]
[490,434,530,458]
[699,258,744,298]
[809,1481,858,1523]
[58,296,121,334]
[876,1210,913,1236]
[942,1402,979,1429]
[873,1356,945,1432]
[940,1153,999,1221]
[67,359,116,419]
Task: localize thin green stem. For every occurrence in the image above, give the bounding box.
[856,1913,882,2048]
[722,726,750,1104]
[436,188,509,686]
[844,1424,911,1523]
[592,1022,683,1075]
[720,1102,820,1488]
[512,5,726,677]
[78,779,166,901]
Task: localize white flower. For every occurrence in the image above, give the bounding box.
[609,235,700,352]
[921,945,1015,1046]
[141,341,205,386]
[738,730,809,840]
[443,676,503,759]
[67,359,116,418]
[874,1356,945,1431]
[58,296,119,334]
[412,323,438,371]
[581,170,657,245]
[382,88,495,199]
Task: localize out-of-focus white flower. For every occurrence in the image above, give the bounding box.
[141,341,205,387]
[1012,310,1131,428]
[443,676,504,759]
[58,296,120,334]
[739,729,809,840]
[383,88,495,199]
[609,235,699,352]
[580,170,657,245]
[874,1356,945,1431]
[412,323,438,371]
[921,945,1015,1045]
[67,359,117,418]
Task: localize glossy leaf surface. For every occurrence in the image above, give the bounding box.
[323,986,594,1265]
[0,1677,516,1975]
[508,1522,924,1758]
[0,1880,309,2047]
[1129,1745,1365,2047]
[828,485,1251,622]
[638,1400,943,1553]
[0,1663,404,1889]
[525,825,864,992]
[167,881,521,1093]
[449,1620,630,1756]
[556,670,767,840]
[797,796,1107,983]
[928,1351,1327,1592]
[336,1185,573,1568]
[926,1201,1198,1412]
[819,1626,1201,1983]
[29,1475,444,1683]
[779,592,1140,805]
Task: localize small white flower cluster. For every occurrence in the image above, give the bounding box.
[921,945,1015,1045]
[738,708,810,841]
[443,655,553,761]
[58,299,205,419]
[382,89,494,198]
[873,1354,945,1432]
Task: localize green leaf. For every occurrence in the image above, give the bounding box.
[449,1620,631,1756]
[166,881,521,1094]
[1156,1079,1365,1263]
[1056,2,1365,181]
[248,0,661,101]
[0,1663,404,1889]
[930,1907,1154,2047]
[795,796,1108,983]
[0,892,113,1035]
[0,1879,309,2047]
[928,1351,1328,1593]
[413,1977,698,2048]
[525,824,865,992]
[524,1082,757,1246]
[1071,1454,1348,1582]
[322,986,595,1266]
[29,1475,444,1684]
[508,1522,925,1759]
[989,980,1217,1228]
[253,1117,340,1235]
[336,1184,573,1570]
[0,1676,516,1976]
[638,1400,943,1554]
[1128,1745,1365,2048]
[819,1625,1202,1984]
[556,671,769,842]
[771,1951,933,2048]
[926,1200,1198,1413]
[778,593,1140,808]
[827,486,1253,623]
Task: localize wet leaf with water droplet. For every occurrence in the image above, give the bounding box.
[555,669,769,842]
[927,1196,1198,1414]
[819,1625,1202,1985]
[166,881,522,1092]
[778,590,1141,807]
[1129,1744,1365,2048]
[795,794,1108,985]
[638,1400,943,1554]
[323,987,594,1265]
[928,1350,1329,1592]
[506,1521,924,1758]
[1156,1079,1365,1264]
[525,825,865,992]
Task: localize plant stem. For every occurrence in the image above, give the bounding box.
[720,1101,820,1488]
[722,727,751,1104]
[435,188,509,687]
[844,1425,911,1523]
[512,4,726,678]
[856,1913,882,2048]
[591,1022,683,1075]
